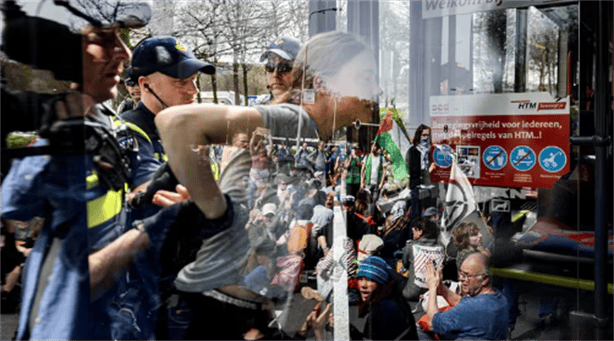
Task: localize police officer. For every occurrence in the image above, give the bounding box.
[120,37,215,201]
[0,1,153,339]
[253,36,301,105]
[111,37,216,340]
[117,67,141,114]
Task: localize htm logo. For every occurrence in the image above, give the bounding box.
[518,102,537,110]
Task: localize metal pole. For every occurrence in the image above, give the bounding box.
[593,1,611,336]
[297,4,340,154]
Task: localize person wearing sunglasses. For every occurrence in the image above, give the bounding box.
[117,67,141,114]
[253,36,301,105]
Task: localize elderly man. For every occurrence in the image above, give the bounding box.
[425,252,509,340]
[254,36,302,104]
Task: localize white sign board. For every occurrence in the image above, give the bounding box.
[422,0,577,19]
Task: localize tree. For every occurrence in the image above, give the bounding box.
[146,0,309,103]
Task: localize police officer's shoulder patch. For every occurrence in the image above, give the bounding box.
[116,133,137,150]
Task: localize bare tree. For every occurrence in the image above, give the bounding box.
[149,0,309,103]
[527,8,559,94]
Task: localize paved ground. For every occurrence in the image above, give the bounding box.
[1,311,18,340]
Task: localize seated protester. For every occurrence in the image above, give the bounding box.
[351,257,419,340]
[452,221,491,270]
[422,206,441,223]
[401,218,444,301]
[342,195,376,242]
[376,202,410,268]
[274,173,291,206]
[357,234,384,263]
[354,188,370,216]
[425,252,509,340]
[307,236,357,302]
[312,192,335,258]
[247,203,284,246]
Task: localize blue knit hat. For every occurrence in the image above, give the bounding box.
[357,256,390,285]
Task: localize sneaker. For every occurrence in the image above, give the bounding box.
[301,286,325,302]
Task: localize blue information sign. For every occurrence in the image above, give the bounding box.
[482,145,507,171]
[538,146,566,173]
[433,145,454,168]
[510,145,536,171]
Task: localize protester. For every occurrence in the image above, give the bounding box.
[326,145,338,184]
[309,236,357,302]
[377,203,410,267]
[422,206,441,222]
[307,256,419,340]
[248,130,271,208]
[406,124,435,220]
[295,142,312,175]
[425,252,509,340]
[402,218,444,301]
[311,141,328,175]
[219,132,248,173]
[361,143,384,204]
[356,234,385,263]
[451,221,491,270]
[345,144,363,198]
[313,192,335,258]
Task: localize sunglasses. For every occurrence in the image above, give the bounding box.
[265,61,292,74]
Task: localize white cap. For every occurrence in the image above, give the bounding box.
[262,203,277,216]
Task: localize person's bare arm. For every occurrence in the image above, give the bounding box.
[437,276,462,306]
[425,261,443,331]
[89,229,150,301]
[360,160,366,187]
[155,104,264,217]
[317,235,329,255]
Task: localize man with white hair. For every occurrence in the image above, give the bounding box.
[425,252,508,340]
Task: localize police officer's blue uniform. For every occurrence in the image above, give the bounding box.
[120,101,165,176]
[108,101,167,340]
[1,109,136,340]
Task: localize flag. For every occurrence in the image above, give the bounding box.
[374,110,409,182]
[441,156,478,232]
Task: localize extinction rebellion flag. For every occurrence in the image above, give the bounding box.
[441,155,478,232]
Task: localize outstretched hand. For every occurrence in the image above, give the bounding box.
[425,261,442,290]
[305,302,333,340]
